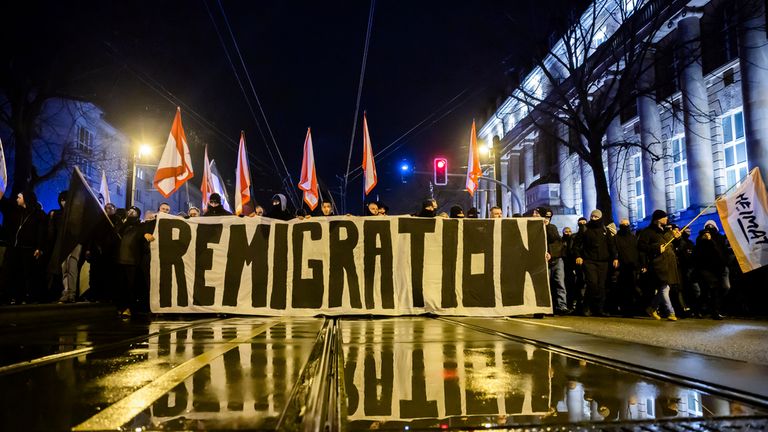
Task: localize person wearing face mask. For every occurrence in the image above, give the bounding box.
[561,226,578,309]
[570,217,588,313]
[541,207,570,315]
[673,224,696,317]
[268,194,291,220]
[637,209,681,321]
[114,206,145,317]
[2,190,47,304]
[614,219,641,317]
[449,205,465,218]
[694,220,727,319]
[466,207,479,219]
[415,200,436,217]
[574,210,618,317]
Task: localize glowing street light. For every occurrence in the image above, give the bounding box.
[138,143,153,158]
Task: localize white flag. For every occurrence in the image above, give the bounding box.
[98,170,111,205]
[716,167,768,272]
[209,160,232,212]
[0,138,7,200]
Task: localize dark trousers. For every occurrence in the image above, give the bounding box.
[584,260,610,315]
[616,266,639,316]
[5,247,43,303]
[117,264,138,311]
[698,269,724,315]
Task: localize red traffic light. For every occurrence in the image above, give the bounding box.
[434,158,448,185]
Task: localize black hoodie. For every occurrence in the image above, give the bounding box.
[4,190,47,250]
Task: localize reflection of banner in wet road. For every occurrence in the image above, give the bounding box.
[149,214,552,316]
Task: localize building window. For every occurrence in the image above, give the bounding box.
[76,124,94,153]
[671,135,689,211]
[631,153,645,220]
[722,110,748,189]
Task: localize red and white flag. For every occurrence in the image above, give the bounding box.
[466,120,482,196]
[201,145,214,212]
[153,107,193,198]
[362,113,377,195]
[298,128,319,210]
[0,138,8,200]
[234,131,251,215]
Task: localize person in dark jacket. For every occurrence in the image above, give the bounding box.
[570,217,589,312]
[466,207,479,219]
[637,209,680,321]
[694,220,728,319]
[3,190,47,304]
[542,207,569,314]
[203,193,232,216]
[415,200,435,217]
[614,219,641,316]
[45,191,67,301]
[673,225,695,316]
[574,210,618,316]
[268,194,292,220]
[114,206,146,317]
[449,205,465,218]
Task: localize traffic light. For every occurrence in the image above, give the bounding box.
[434,157,448,185]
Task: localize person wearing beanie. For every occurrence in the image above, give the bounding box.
[543,208,570,315]
[204,193,232,216]
[574,209,618,316]
[449,205,465,218]
[637,209,681,321]
[694,220,729,319]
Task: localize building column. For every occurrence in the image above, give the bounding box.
[677,13,715,208]
[636,55,668,214]
[606,118,630,221]
[507,152,522,214]
[522,142,534,189]
[580,158,596,217]
[739,0,768,178]
[479,179,488,217]
[500,160,510,215]
[558,143,576,211]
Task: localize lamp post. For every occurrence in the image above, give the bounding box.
[492,136,503,208]
[125,143,153,209]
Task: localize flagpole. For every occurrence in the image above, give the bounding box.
[662,169,753,249]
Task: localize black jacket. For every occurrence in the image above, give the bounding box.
[694,229,727,273]
[116,218,145,266]
[545,223,564,259]
[614,227,640,268]
[204,205,232,216]
[575,220,617,262]
[6,204,47,250]
[637,224,680,285]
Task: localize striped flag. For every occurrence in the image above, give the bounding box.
[153,107,193,198]
[0,138,7,200]
[98,170,111,205]
[716,167,768,272]
[201,146,213,212]
[298,128,319,210]
[234,131,251,215]
[209,160,232,212]
[362,113,377,195]
[466,120,482,196]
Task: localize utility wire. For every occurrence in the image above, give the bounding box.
[216,0,301,208]
[343,0,376,212]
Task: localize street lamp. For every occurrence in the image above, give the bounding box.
[126,143,154,208]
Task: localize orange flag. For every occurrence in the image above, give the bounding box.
[153,107,194,198]
[465,120,482,196]
[201,145,213,212]
[362,113,377,195]
[298,128,319,210]
[235,131,251,215]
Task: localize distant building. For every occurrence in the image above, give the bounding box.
[477,0,767,232]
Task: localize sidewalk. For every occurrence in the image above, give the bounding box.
[0,302,117,327]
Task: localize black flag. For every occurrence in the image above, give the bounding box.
[48,167,118,273]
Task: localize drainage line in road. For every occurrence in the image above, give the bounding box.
[0,317,226,377]
[439,317,768,410]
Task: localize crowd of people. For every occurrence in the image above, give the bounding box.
[0,188,761,320]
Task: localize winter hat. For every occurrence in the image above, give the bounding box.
[209,193,222,204]
[651,209,668,221]
[590,209,602,219]
[704,220,718,229]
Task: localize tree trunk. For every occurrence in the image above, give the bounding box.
[588,136,615,225]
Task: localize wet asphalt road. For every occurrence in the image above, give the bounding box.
[0,315,766,431]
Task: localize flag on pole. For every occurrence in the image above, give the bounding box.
[98,170,111,205]
[153,107,193,198]
[362,112,377,195]
[0,138,7,200]
[234,131,251,215]
[716,167,768,272]
[209,160,232,212]
[466,120,482,196]
[201,146,214,212]
[298,128,319,210]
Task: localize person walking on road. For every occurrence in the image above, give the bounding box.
[574,209,618,317]
[637,210,680,321]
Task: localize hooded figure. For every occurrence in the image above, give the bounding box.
[466,207,479,219]
[268,194,291,220]
[2,189,47,303]
[416,200,436,217]
[204,193,232,216]
[449,205,465,218]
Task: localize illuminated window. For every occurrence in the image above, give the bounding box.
[670,135,689,211]
[631,153,645,220]
[76,124,94,152]
[722,110,748,188]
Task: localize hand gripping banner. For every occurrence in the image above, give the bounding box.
[149,214,553,316]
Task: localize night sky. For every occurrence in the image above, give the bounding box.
[4,0,585,213]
